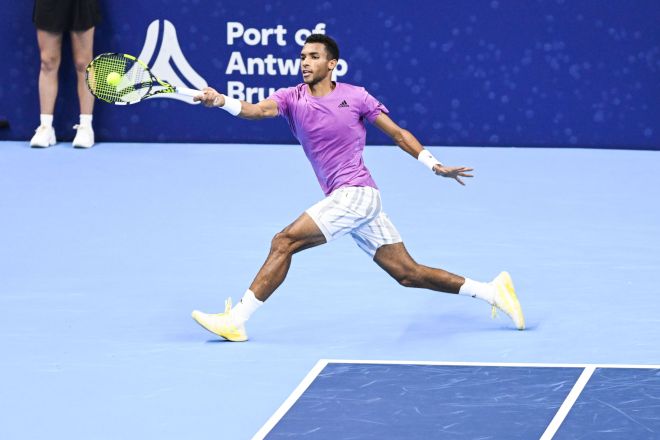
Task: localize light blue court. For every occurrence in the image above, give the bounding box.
[1,141,659,439]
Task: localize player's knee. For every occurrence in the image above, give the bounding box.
[395,265,423,288]
[271,232,295,255]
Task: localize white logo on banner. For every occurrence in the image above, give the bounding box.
[137,20,208,104]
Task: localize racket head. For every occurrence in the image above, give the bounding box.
[85,53,157,105]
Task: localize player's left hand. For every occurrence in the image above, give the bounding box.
[433,165,474,185]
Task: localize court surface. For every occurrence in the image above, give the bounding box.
[256,360,660,439]
[1,141,659,439]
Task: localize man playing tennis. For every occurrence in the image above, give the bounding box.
[192,34,524,341]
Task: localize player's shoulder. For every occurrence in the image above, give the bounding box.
[336,82,372,101]
[336,82,368,94]
[267,84,305,108]
[272,83,306,99]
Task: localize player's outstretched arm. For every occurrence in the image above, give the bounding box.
[193,87,278,120]
[373,113,474,186]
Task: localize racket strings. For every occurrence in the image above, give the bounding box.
[87,54,152,103]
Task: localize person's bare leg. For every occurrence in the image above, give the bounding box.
[249,213,327,301]
[373,242,464,293]
[70,27,95,115]
[373,242,525,329]
[36,30,63,115]
[191,213,326,340]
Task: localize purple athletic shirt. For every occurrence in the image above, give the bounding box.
[268,82,389,195]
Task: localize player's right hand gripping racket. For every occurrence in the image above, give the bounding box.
[85,52,201,105]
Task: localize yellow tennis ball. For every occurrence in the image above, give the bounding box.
[106,71,121,87]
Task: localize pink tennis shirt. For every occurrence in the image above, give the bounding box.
[268,82,389,195]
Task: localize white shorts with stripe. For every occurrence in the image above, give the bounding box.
[305,186,402,257]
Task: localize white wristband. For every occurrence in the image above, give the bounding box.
[219,95,242,116]
[417,149,442,171]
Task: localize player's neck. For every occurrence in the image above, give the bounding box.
[307,79,336,97]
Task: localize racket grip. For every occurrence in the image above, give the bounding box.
[175,87,202,97]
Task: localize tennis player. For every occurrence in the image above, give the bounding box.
[192,34,524,341]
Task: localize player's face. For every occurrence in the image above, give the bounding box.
[300,43,337,85]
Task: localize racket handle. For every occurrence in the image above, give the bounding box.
[175,86,202,97]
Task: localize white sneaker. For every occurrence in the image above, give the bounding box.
[29,125,56,148]
[72,124,95,148]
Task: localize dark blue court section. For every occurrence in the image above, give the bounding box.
[266,363,584,439]
[556,368,660,439]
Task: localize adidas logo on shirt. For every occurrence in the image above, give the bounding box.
[338,100,349,108]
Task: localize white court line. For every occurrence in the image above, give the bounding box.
[539,366,595,440]
[252,359,660,439]
[251,359,329,440]
[324,359,660,369]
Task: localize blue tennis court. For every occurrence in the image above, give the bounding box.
[1,141,659,439]
[257,361,660,439]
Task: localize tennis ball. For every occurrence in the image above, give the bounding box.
[106,71,121,87]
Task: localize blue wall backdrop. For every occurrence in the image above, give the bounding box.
[1,0,659,149]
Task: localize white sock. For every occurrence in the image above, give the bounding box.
[459,278,495,304]
[79,114,93,128]
[40,114,53,128]
[231,289,263,325]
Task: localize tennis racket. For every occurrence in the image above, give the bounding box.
[85,52,201,105]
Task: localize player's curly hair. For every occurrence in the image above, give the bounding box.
[304,34,340,61]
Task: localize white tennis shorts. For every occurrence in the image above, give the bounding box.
[306,186,402,257]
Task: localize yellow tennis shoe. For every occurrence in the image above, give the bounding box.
[491,271,525,330]
[191,298,248,342]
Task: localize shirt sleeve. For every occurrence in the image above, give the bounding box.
[267,86,294,118]
[360,88,389,124]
